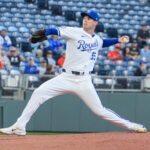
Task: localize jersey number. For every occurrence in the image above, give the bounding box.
[90,52,96,60]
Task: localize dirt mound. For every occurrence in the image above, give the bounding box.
[0,132,149,150]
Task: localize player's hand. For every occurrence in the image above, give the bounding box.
[119,36,129,43]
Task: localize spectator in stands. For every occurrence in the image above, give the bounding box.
[57,51,66,68]
[40,65,55,82]
[123,47,131,61]
[136,24,149,48]
[134,62,147,76]
[0,28,12,51]
[129,40,140,60]
[107,44,123,62]
[0,61,4,68]
[31,40,49,57]
[45,51,56,66]
[38,59,47,75]
[7,47,24,68]
[44,35,64,60]
[0,46,10,69]
[140,44,150,61]
[24,58,39,74]
[45,65,55,75]
[48,35,64,54]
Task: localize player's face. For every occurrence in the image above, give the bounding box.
[82,16,97,30]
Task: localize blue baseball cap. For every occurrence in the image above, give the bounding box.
[81,10,99,21]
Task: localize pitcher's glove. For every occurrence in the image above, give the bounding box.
[30,29,48,44]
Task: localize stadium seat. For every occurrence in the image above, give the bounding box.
[95,22,104,33]
[19,27,29,33]
[123,70,134,76]
[51,5,62,15]
[21,42,32,52]
[4,22,14,27]
[109,70,117,76]
[93,77,105,88]
[24,0,36,3]
[106,28,118,38]
[64,11,76,21]
[10,36,17,46]
[0,69,9,75]
[8,26,18,32]
[10,69,21,76]
[37,0,49,9]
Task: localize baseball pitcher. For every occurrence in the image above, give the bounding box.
[0,10,147,135]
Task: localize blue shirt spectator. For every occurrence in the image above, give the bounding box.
[48,35,64,54]
[140,45,150,60]
[24,58,39,74]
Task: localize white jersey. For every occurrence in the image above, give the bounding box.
[0,35,12,46]
[58,27,103,72]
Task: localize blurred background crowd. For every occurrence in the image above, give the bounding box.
[1,0,150,78]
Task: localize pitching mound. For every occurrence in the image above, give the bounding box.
[0,132,149,150]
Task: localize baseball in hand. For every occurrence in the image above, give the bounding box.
[119,36,129,43]
[123,37,129,43]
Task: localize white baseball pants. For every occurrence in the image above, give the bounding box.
[15,73,135,130]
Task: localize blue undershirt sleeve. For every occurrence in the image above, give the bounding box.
[102,38,119,48]
[45,28,59,36]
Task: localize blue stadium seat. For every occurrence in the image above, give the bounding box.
[3,12,13,17]
[128,61,139,68]
[14,13,22,18]
[122,70,134,76]
[0,69,9,75]
[12,32,21,37]
[10,69,21,76]
[19,27,29,33]
[17,2,26,8]
[127,66,137,72]
[16,22,25,27]
[34,19,45,24]
[37,0,49,10]
[0,16,9,22]
[12,17,22,23]
[22,32,30,38]
[11,7,20,13]
[4,22,14,27]
[0,7,10,12]
[37,24,46,29]
[8,26,18,32]
[26,23,37,29]
[27,4,37,9]
[23,18,33,24]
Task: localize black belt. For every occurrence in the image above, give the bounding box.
[62,68,87,75]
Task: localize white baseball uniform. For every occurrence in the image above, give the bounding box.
[15,27,136,131]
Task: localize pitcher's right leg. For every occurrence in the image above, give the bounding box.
[0,73,72,135]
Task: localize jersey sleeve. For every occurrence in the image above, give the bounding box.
[58,27,77,39]
[97,36,103,50]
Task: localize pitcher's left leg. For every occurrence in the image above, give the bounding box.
[75,79,146,132]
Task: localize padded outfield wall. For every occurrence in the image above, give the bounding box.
[0,91,150,132]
